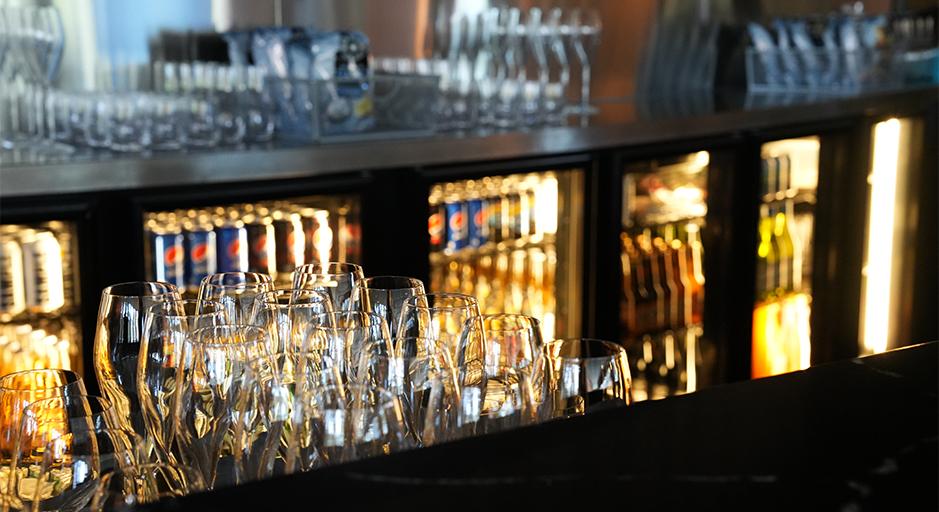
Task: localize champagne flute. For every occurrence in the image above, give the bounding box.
[292,262,365,312]
[138,299,227,465]
[94,282,181,438]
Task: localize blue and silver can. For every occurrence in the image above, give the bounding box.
[215,219,248,272]
[149,221,185,289]
[183,220,217,293]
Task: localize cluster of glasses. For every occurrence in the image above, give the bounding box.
[41,61,275,155]
[0,5,72,158]
[377,5,601,131]
[0,264,632,509]
[746,10,937,92]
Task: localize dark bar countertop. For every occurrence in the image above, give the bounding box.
[1,87,936,198]
[148,342,938,511]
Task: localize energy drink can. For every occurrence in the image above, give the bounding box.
[183,219,217,293]
[215,220,248,272]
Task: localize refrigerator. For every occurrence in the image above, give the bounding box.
[426,168,584,342]
[618,151,715,402]
[0,221,82,376]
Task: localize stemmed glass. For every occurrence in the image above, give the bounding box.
[5,395,117,512]
[356,276,425,338]
[396,293,485,391]
[173,325,272,489]
[138,299,227,465]
[90,463,204,511]
[567,8,602,115]
[306,312,392,385]
[304,384,412,466]
[94,282,181,438]
[0,369,87,509]
[29,427,146,512]
[292,263,366,312]
[198,272,274,323]
[249,289,333,353]
[543,338,632,418]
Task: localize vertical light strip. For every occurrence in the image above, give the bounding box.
[861,118,902,354]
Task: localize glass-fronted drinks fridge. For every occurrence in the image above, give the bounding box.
[0,221,81,375]
[143,195,361,295]
[427,169,584,341]
[619,151,712,401]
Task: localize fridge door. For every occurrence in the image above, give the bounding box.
[619,151,712,401]
[0,221,81,375]
[751,137,819,378]
[427,169,584,342]
[143,195,361,295]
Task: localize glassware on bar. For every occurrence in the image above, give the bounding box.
[292,262,366,312]
[355,276,425,337]
[94,282,181,437]
[138,299,227,465]
[197,272,274,324]
[91,463,204,510]
[543,338,633,417]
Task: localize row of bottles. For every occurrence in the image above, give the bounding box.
[752,138,818,378]
[429,172,562,341]
[145,198,360,293]
[428,173,559,255]
[620,222,706,401]
[620,222,705,337]
[0,223,75,321]
[0,320,79,376]
[430,246,557,342]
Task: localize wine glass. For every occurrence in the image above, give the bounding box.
[94,282,181,438]
[6,395,116,512]
[464,365,536,436]
[90,463,204,511]
[356,276,425,338]
[363,348,462,448]
[173,325,272,489]
[198,272,274,323]
[543,338,632,418]
[305,384,412,466]
[249,289,333,353]
[396,293,485,394]
[138,299,227,465]
[306,312,392,385]
[292,262,365,312]
[567,8,601,114]
[29,427,147,512]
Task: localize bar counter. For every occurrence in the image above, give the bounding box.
[145,342,938,511]
[2,86,935,198]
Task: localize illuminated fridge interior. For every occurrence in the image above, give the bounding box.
[0,221,81,376]
[751,137,819,378]
[427,169,583,342]
[620,151,712,401]
[144,195,360,295]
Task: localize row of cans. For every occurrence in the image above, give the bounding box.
[0,224,71,319]
[146,203,333,292]
[428,173,558,255]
